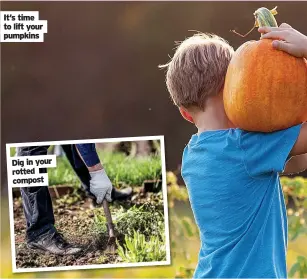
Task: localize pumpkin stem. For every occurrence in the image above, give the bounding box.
[254,6,278,28]
[230,25,256,38]
[231,6,278,37]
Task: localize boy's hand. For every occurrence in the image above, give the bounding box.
[258,23,307,58]
[89,169,113,204]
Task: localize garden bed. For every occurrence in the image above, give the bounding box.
[13,184,165,268]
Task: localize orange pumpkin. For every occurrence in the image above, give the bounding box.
[223,7,307,132]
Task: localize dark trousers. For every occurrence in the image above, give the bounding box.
[17,145,92,242]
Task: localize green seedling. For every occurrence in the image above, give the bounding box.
[94,204,164,238]
[114,205,164,238]
[117,230,166,262]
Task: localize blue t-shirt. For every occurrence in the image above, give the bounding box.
[181,125,301,278]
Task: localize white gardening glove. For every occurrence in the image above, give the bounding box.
[89,169,113,203]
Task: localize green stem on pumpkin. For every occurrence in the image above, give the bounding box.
[231,6,278,38]
[254,6,278,28]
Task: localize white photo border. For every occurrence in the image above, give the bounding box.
[6,135,171,273]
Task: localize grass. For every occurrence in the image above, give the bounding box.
[48,150,162,187]
[117,230,166,263]
[48,157,80,187]
[94,204,165,238]
[94,204,166,263]
[97,151,162,187]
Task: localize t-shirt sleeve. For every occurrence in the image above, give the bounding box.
[239,124,302,178]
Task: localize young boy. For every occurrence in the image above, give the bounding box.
[161,24,307,278]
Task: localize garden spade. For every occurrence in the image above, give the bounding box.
[102,199,116,253]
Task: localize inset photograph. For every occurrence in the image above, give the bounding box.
[7,136,169,272]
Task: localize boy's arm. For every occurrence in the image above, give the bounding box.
[282,123,307,174]
[240,124,304,177]
[289,122,307,156]
[283,153,307,175]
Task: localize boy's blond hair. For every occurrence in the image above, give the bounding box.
[160,33,234,110]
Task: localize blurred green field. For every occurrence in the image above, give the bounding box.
[10,147,162,188]
[48,150,162,187]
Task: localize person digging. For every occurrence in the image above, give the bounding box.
[17,143,132,255]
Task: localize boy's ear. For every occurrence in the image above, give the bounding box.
[179,107,194,123]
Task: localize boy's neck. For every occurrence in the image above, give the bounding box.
[193,95,233,134]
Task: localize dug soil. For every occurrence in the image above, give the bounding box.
[13,186,163,268]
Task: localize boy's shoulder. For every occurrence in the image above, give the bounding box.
[186,128,241,148]
[185,125,301,156]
